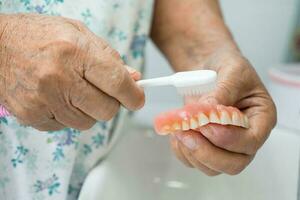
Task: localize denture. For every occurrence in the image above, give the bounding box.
[154,104,249,135]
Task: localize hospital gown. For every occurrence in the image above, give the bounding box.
[0,0,153,199]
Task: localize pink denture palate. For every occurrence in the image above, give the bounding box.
[154,103,249,135]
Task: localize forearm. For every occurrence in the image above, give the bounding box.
[151,0,239,71]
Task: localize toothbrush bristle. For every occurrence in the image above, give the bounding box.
[177,83,215,96]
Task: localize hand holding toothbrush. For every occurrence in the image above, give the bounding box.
[0,14,144,131]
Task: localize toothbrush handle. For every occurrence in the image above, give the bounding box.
[137,76,172,87]
[0,105,10,118]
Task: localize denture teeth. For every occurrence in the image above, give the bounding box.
[190,118,198,129]
[161,125,171,135]
[198,112,209,126]
[243,115,249,128]
[209,112,220,124]
[172,123,181,131]
[182,121,190,131]
[220,111,232,125]
[232,111,242,126]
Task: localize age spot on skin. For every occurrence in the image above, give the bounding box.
[154,103,249,135]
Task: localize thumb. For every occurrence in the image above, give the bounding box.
[125,65,141,81]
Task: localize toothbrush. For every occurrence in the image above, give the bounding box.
[0,70,217,118]
[137,70,217,96]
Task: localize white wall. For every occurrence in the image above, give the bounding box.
[135,0,298,126]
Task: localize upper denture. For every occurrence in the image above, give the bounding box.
[154,103,249,135]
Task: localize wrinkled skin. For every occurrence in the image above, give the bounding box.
[151,0,277,175]
[0,14,144,131]
[170,46,277,175]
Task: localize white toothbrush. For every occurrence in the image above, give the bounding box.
[137,70,217,96]
[0,70,217,118]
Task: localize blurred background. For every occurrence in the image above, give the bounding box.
[80,1,300,200]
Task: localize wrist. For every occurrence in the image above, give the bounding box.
[164,37,240,72]
[153,15,240,71]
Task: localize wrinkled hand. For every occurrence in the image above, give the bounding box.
[0,14,144,131]
[170,46,277,175]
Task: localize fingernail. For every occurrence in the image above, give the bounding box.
[181,135,199,150]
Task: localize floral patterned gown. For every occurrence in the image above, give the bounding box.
[0,0,154,199]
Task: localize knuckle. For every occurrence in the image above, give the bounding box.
[37,67,73,98]
[71,95,86,109]
[109,66,127,92]
[36,68,62,92]
[103,44,122,61]
[70,80,89,107]
[52,39,79,56]
[71,19,85,28]
[66,18,87,32]
[41,37,82,61]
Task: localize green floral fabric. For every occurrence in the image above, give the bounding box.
[0,0,154,199]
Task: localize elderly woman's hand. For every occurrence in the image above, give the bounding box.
[170,45,277,176]
[0,14,144,131]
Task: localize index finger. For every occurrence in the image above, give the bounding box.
[76,27,145,110]
[82,37,145,110]
[84,59,145,110]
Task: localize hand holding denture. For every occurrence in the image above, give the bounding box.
[155,48,277,176]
